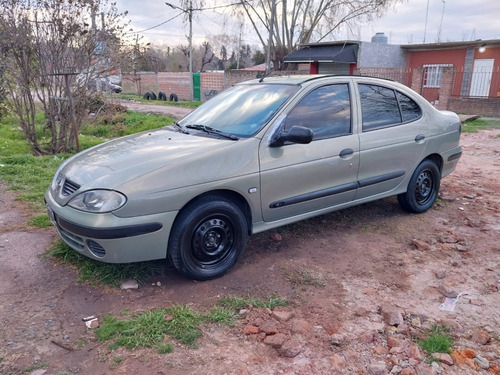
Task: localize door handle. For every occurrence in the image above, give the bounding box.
[339,148,354,158]
[415,134,426,142]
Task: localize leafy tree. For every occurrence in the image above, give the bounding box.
[252,50,265,65]
[238,0,399,67]
[0,0,127,155]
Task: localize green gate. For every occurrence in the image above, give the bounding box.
[193,73,201,101]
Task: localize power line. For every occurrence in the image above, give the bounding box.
[125,12,183,34]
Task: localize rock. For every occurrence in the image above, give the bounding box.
[278,337,302,358]
[435,270,446,279]
[271,310,294,322]
[401,369,416,375]
[412,239,431,251]
[259,321,279,335]
[415,363,439,375]
[432,352,454,365]
[120,279,139,290]
[331,333,344,346]
[396,323,410,336]
[390,365,403,374]
[474,354,490,370]
[360,331,376,344]
[330,353,345,368]
[405,343,423,361]
[382,309,404,326]
[373,345,389,355]
[438,284,458,298]
[471,329,491,345]
[270,233,282,241]
[243,325,259,335]
[263,333,287,349]
[30,370,47,375]
[289,318,310,334]
[367,364,388,375]
[462,348,476,359]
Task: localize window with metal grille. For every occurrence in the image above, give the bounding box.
[423,64,452,88]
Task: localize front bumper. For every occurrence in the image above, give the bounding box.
[45,190,178,263]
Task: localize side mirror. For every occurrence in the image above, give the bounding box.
[270,126,313,147]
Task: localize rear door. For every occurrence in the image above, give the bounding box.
[354,81,429,200]
[259,81,360,222]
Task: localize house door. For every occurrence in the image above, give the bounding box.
[470,59,494,97]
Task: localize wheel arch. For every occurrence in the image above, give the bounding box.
[173,189,253,236]
[423,153,444,174]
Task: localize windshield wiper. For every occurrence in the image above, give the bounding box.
[169,121,190,134]
[185,124,239,140]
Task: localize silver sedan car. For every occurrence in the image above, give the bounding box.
[45,75,462,280]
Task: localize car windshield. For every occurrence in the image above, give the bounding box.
[178,83,299,138]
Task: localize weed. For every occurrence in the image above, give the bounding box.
[43,241,165,287]
[417,324,454,357]
[284,268,326,287]
[112,356,123,365]
[23,362,48,373]
[75,338,86,349]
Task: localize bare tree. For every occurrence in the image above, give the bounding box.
[238,0,399,66]
[0,0,127,155]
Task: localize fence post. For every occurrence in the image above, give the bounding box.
[437,67,455,110]
[411,68,423,95]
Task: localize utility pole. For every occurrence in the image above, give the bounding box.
[166,1,194,101]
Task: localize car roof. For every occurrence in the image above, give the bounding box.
[237,74,347,86]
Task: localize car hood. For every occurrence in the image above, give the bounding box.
[57,128,258,200]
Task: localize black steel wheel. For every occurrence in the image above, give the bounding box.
[398,159,441,213]
[168,196,248,280]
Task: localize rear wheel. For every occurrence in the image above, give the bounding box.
[168,196,248,280]
[398,159,441,213]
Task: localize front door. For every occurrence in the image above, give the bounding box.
[259,82,360,223]
[470,59,494,97]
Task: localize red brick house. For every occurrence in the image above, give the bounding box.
[402,40,500,114]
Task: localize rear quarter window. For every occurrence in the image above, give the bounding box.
[359,84,422,131]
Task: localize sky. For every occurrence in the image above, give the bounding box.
[113,0,500,50]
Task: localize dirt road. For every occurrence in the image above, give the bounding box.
[1,128,499,375]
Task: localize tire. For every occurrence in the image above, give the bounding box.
[168,196,248,280]
[143,91,157,100]
[398,159,441,213]
[158,91,167,101]
[169,93,178,102]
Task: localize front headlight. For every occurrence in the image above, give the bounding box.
[68,190,127,213]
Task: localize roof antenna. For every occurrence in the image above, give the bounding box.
[258,61,275,82]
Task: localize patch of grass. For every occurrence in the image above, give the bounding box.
[284,268,326,287]
[218,294,288,311]
[81,111,175,139]
[43,241,165,287]
[418,324,454,357]
[27,214,53,228]
[96,303,239,352]
[461,118,500,133]
[23,362,48,373]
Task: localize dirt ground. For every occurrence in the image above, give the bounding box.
[1,125,499,375]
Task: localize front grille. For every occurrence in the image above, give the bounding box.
[58,227,85,251]
[61,179,80,196]
[87,240,106,258]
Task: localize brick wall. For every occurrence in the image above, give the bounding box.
[448,97,500,116]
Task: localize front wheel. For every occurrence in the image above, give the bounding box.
[398,159,441,213]
[168,196,248,280]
